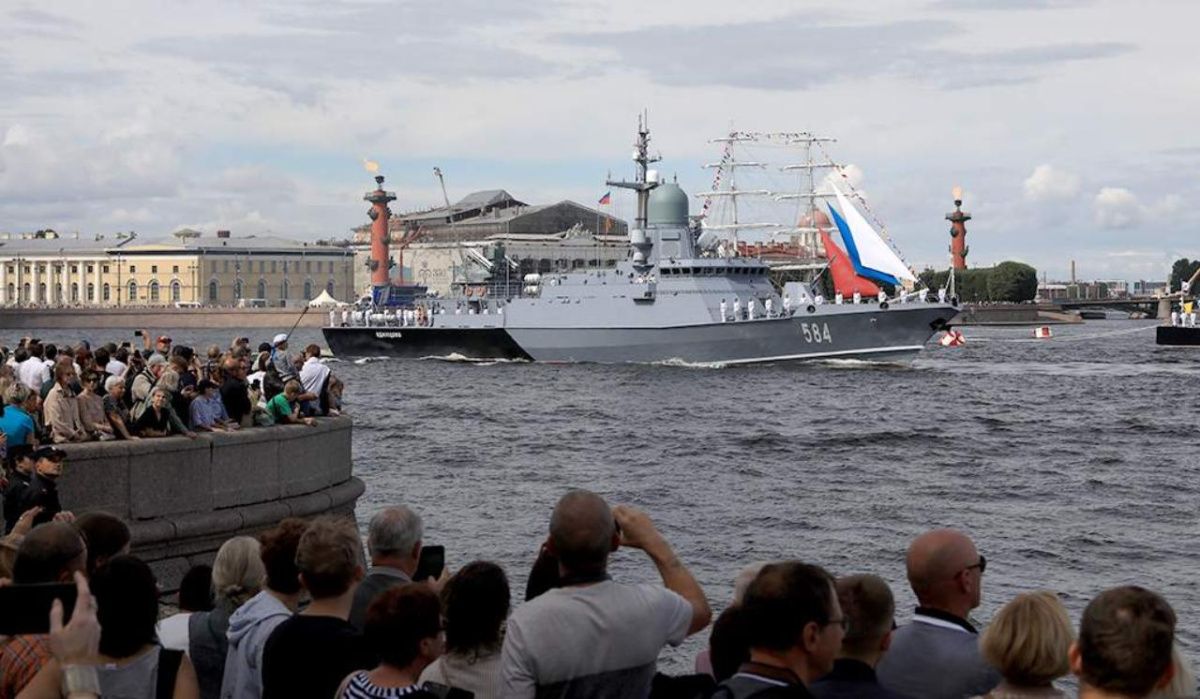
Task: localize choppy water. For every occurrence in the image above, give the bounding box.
[8,320,1198,671]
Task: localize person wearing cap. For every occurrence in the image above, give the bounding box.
[190,379,236,432]
[19,446,67,526]
[2,444,36,533]
[270,334,298,383]
[141,329,172,359]
[43,362,89,444]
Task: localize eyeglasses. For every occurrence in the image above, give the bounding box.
[962,555,987,575]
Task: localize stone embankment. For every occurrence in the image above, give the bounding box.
[0,307,328,329]
[56,416,362,589]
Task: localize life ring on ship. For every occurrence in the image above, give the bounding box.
[806,305,816,314]
[880,302,889,310]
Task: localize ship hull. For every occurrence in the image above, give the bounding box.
[322,326,532,360]
[1156,326,1200,346]
[322,305,952,365]
[508,305,949,364]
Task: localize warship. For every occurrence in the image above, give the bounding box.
[322,121,957,364]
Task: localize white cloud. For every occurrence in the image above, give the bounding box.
[1093,187,1141,229]
[1023,163,1081,201]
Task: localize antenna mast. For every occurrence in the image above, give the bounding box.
[606,113,660,230]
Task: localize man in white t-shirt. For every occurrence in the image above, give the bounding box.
[501,490,711,698]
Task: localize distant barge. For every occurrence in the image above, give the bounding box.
[1156,326,1200,345]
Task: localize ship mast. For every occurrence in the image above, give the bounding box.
[606,114,661,270]
[606,113,660,229]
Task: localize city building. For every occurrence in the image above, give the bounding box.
[350,189,629,296]
[0,229,354,307]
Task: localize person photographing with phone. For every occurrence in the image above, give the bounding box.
[349,506,448,632]
[500,489,712,698]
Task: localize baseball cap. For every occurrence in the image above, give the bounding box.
[33,446,67,462]
[272,333,288,346]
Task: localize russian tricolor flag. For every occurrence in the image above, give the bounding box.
[598,192,611,205]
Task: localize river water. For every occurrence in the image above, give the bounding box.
[6,320,1197,670]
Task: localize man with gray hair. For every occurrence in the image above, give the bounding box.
[348,505,440,630]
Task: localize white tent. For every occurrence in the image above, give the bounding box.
[307,289,342,307]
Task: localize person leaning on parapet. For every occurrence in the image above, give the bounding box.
[810,574,911,699]
[44,362,90,444]
[0,383,40,448]
[499,489,712,699]
[129,353,167,420]
[712,561,844,698]
[222,517,308,699]
[77,371,114,441]
[0,521,88,697]
[297,344,331,417]
[876,528,1001,699]
[1072,586,1177,699]
[133,387,197,439]
[348,505,442,631]
[220,358,253,428]
[265,380,315,427]
[102,376,139,440]
[190,380,237,432]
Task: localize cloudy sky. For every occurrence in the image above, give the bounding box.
[1,0,1196,281]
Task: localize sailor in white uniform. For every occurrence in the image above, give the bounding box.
[835,293,844,305]
[733,298,742,321]
[782,293,791,315]
[765,297,774,318]
[938,287,947,303]
[720,299,728,322]
[1171,310,1180,327]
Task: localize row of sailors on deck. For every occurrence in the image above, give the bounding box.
[720,288,926,321]
[331,303,504,328]
[1169,310,1197,327]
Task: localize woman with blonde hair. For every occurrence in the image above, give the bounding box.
[188,536,267,699]
[973,591,1074,698]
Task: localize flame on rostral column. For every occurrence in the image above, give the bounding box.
[363,159,380,174]
[952,185,963,202]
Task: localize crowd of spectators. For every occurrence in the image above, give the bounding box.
[0,331,342,448]
[0,489,1190,699]
[0,332,343,533]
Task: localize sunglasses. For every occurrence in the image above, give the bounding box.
[962,555,987,575]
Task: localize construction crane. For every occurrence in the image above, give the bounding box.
[433,167,451,209]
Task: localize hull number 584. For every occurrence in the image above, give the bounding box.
[800,323,832,343]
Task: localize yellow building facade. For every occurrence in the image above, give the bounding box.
[0,232,356,307]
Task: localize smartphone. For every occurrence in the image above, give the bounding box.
[133,330,143,337]
[413,545,445,582]
[0,582,76,635]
